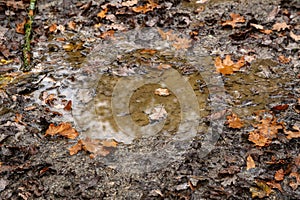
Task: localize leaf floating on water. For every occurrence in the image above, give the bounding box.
[45,122,79,139]
[221,13,245,28]
[227,113,244,129]
[154,88,170,96]
[214,55,245,75]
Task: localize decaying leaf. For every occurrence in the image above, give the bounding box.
[290,31,300,41]
[248,116,283,147]
[45,122,79,139]
[260,29,273,35]
[289,172,300,190]
[155,88,170,96]
[221,13,245,28]
[246,155,256,170]
[69,138,118,158]
[157,28,177,41]
[227,113,244,129]
[274,169,285,181]
[148,105,167,122]
[250,180,273,198]
[214,55,245,75]
[99,30,115,39]
[272,22,290,31]
[132,0,158,13]
[266,181,283,192]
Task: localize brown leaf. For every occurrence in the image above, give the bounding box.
[99,30,115,39]
[64,100,72,111]
[132,0,158,13]
[157,63,171,70]
[284,125,300,139]
[227,113,244,129]
[272,22,290,31]
[248,116,283,147]
[68,21,76,30]
[290,31,300,41]
[221,13,245,28]
[271,104,289,112]
[101,139,118,147]
[16,19,26,34]
[278,55,290,64]
[45,122,79,139]
[69,140,83,155]
[246,155,256,170]
[250,23,264,30]
[214,55,245,75]
[260,29,273,35]
[97,8,108,18]
[49,24,57,33]
[266,181,283,192]
[274,169,285,181]
[157,28,177,41]
[155,88,170,96]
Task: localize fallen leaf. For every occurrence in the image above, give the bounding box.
[69,140,83,155]
[272,22,290,31]
[221,13,245,28]
[172,37,192,50]
[247,155,256,170]
[157,28,177,41]
[250,180,273,198]
[260,29,273,34]
[214,55,245,75]
[121,0,138,7]
[266,181,283,192]
[271,104,289,112]
[157,63,171,70]
[250,23,264,30]
[274,169,285,181]
[45,122,79,139]
[49,23,57,33]
[227,113,244,129]
[99,30,115,39]
[68,21,76,30]
[248,116,283,147]
[155,88,170,96]
[97,8,108,18]
[149,105,167,122]
[16,19,26,34]
[139,49,157,55]
[290,31,300,41]
[278,55,290,64]
[284,125,300,139]
[64,100,72,111]
[289,172,300,190]
[132,0,158,13]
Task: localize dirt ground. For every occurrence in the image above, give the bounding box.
[0,0,300,199]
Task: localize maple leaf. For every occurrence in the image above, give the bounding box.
[221,13,245,28]
[154,88,170,96]
[214,55,245,75]
[227,113,244,129]
[248,116,283,147]
[272,22,290,31]
[246,155,256,170]
[132,0,158,13]
[45,122,79,139]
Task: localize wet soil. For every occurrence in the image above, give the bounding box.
[1,0,300,199]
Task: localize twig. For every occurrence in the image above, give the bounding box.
[21,0,37,72]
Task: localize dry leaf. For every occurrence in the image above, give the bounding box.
[221,13,245,28]
[266,181,283,192]
[149,105,167,122]
[64,100,72,111]
[49,23,57,33]
[99,30,115,39]
[246,155,256,170]
[248,117,283,147]
[227,113,244,129]
[172,37,192,50]
[284,125,300,139]
[274,169,285,181]
[97,8,108,18]
[290,31,300,41]
[260,29,273,34]
[121,0,138,7]
[278,55,290,64]
[250,23,264,30]
[69,140,83,155]
[45,122,79,139]
[157,63,171,70]
[16,19,26,34]
[157,28,177,41]
[214,55,245,75]
[68,21,76,30]
[272,22,290,31]
[289,172,300,190]
[250,180,273,198]
[155,88,170,96]
[132,0,158,13]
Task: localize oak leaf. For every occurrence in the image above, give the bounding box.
[214,55,245,75]
[221,13,245,28]
[45,122,79,139]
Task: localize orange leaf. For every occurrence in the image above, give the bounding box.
[246,155,256,170]
[97,8,108,18]
[64,100,72,111]
[266,180,283,192]
[16,19,26,34]
[49,23,57,33]
[99,30,115,39]
[227,113,244,129]
[278,55,290,64]
[289,172,300,190]
[45,122,79,139]
[214,55,245,75]
[274,169,285,181]
[132,0,158,13]
[284,125,300,139]
[172,37,192,50]
[221,13,245,28]
[68,21,76,30]
[69,140,83,155]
